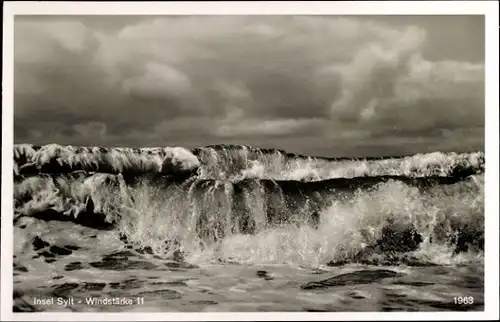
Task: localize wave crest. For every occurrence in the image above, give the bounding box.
[14,144,484,182]
[14,143,199,177]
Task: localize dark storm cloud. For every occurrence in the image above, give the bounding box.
[14,15,484,156]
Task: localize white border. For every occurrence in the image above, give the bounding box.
[2,1,499,321]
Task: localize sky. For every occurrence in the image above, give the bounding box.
[14,15,485,157]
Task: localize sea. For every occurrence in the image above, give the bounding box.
[12,143,484,312]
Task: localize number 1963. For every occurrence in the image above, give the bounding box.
[453,296,474,305]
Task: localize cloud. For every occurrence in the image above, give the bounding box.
[74,121,108,140]
[216,117,327,138]
[14,16,484,156]
[122,62,192,98]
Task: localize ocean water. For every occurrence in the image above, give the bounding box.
[12,144,484,312]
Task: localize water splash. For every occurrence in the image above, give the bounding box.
[14,171,483,267]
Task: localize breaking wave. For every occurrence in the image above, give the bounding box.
[13,143,200,178]
[14,163,484,267]
[14,144,484,182]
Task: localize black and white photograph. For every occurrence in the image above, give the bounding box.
[2,1,499,320]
